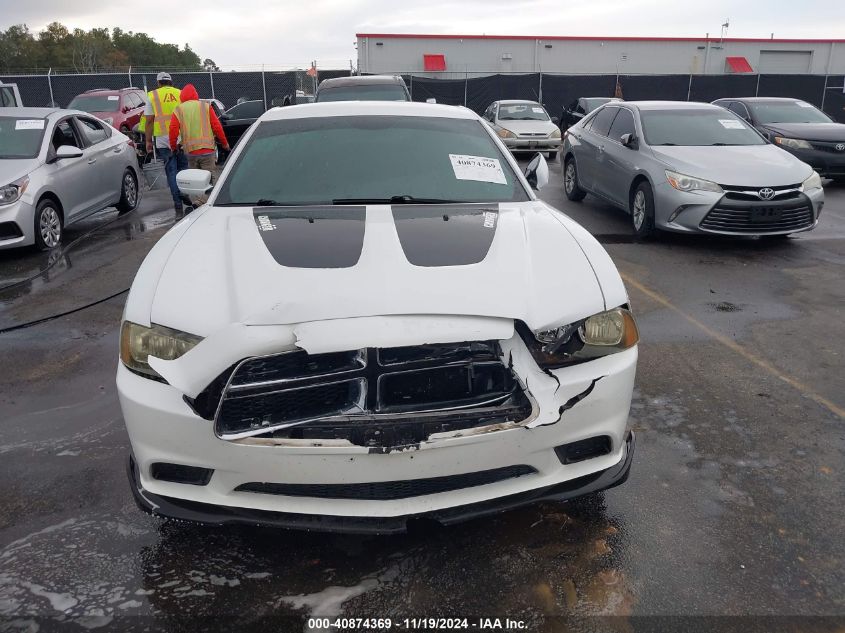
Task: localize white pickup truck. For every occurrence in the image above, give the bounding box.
[0,82,23,107]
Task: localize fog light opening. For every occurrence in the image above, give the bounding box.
[150,462,214,486]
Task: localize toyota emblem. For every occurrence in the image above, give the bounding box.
[758,187,776,200]
[836,143,845,151]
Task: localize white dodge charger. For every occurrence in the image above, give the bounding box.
[117,101,639,533]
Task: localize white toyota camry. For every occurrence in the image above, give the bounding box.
[117,101,639,533]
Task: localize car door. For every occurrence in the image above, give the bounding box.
[43,118,98,220]
[220,100,265,147]
[574,106,618,193]
[75,116,125,208]
[594,107,638,206]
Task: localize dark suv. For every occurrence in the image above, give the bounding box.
[315,75,411,102]
[68,88,147,134]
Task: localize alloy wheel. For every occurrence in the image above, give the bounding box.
[124,172,138,208]
[565,163,575,194]
[40,206,61,248]
[633,190,646,230]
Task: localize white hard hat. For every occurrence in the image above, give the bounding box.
[157,72,172,82]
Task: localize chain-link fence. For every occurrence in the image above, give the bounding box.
[3,69,844,123]
[0,69,314,110]
[398,72,845,123]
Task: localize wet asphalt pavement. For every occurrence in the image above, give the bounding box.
[1,163,844,632]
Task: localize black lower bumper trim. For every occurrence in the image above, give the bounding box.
[127,431,635,535]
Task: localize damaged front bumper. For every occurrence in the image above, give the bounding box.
[127,431,635,534]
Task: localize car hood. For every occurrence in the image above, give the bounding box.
[149,202,612,337]
[497,120,557,136]
[648,144,812,186]
[758,122,845,142]
[0,158,41,186]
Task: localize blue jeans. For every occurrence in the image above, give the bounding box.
[157,146,189,205]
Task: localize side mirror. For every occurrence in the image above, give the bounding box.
[123,105,131,113]
[551,116,559,125]
[176,169,213,197]
[620,133,638,149]
[426,98,437,104]
[54,145,84,160]
[523,153,549,190]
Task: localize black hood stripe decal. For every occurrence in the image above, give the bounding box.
[253,207,366,269]
[392,204,499,267]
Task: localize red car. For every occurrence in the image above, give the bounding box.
[67,87,147,134]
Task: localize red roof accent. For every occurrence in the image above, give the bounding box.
[357,33,845,44]
[423,54,447,71]
[726,56,754,73]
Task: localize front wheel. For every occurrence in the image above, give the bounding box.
[631,181,656,239]
[116,169,140,214]
[34,199,63,251]
[564,158,586,201]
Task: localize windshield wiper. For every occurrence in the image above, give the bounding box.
[215,198,287,207]
[332,196,463,205]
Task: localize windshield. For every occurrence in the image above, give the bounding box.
[641,109,766,146]
[215,115,529,206]
[316,84,409,102]
[584,98,613,113]
[68,94,121,113]
[498,104,549,121]
[748,101,832,124]
[0,116,47,159]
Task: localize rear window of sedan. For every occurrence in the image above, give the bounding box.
[316,85,409,102]
[640,109,766,146]
[215,115,529,206]
[0,116,47,158]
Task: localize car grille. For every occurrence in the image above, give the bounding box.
[810,141,845,154]
[700,194,815,233]
[518,132,547,138]
[234,465,537,500]
[206,342,533,446]
[719,184,802,202]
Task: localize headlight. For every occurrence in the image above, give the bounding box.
[497,128,516,139]
[549,128,561,139]
[519,307,639,369]
[665,170,723,193]
[800,171,822,191]
[103,117,114,126]
[120,321,203,380]
[0,175,29,206]
[774,137,812,150]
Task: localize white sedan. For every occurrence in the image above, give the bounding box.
[117,101,638,533]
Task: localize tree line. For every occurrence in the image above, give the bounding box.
[0,22,218,73]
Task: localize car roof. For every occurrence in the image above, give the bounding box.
[716,97,809,103]
[497,100,541,106]
[582,96,621,100]
[260,101,476,122]
[0,107,60,118]
[623,101,721,111]
[81,87,140,94]
[318,75,405,89]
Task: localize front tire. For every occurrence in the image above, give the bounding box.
[34,199,63,251]
[631,181,656,239]
[116,169,140,215]
[564,158,586,201]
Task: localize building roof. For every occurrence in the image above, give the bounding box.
[357,33,845,44]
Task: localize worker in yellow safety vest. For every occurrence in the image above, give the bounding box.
[143,72,189,213]
[169,83,230,207]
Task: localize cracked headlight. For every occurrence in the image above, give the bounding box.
[665,170,723,193]
[800,171,822,191]
[120,321,203,380]
[519,307,639,369]
[774,137,812,150]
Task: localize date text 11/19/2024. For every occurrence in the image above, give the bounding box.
[306,618,528,630]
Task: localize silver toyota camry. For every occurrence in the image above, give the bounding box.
[0,107,140,251]
[562,101,824,238]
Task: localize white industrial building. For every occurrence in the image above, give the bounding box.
[356,34,845,77]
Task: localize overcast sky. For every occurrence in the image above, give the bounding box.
[2,0,844,69]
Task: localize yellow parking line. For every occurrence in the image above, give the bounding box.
[621,272,845,420]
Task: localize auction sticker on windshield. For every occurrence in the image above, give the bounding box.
[15,119,45,130]
[718,119,745,129]
[449,154,507,185]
